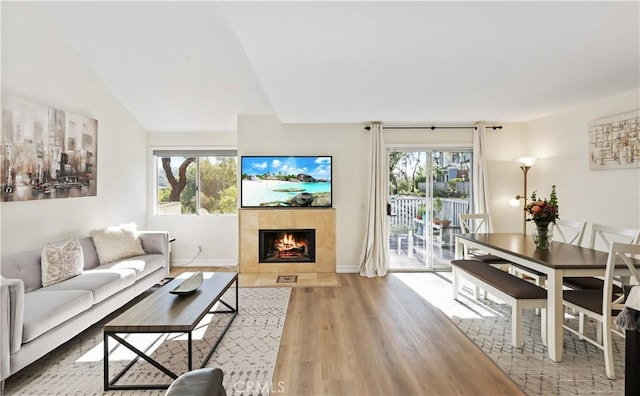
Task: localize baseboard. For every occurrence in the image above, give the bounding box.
[171,259,238,268]
[337,265,359,273]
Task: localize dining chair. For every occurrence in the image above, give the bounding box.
[563,223,639,291]
[508,219,584,290]
[562,223,640,337]
[458,213,512,298]
[458,213,511,268]
[553,219,587,246]
[562,242,640,379]
[509,220,584,284]
[510,219,587,315]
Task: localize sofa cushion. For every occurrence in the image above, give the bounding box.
[78,237,100,270]
[22,290,93,343]
[1,248,43,293]
[41,238,84,287]
[90,223,146,264]
[98,254,165,281]
[43,269,136,304]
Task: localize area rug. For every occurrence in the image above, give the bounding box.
[3,287,291,396]
[394,273,625,396]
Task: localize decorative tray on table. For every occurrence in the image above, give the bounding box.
[169,271,203,295]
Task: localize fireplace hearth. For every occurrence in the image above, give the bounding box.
[259,229,316,263]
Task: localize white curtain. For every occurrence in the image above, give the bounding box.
[473,123,491,217]
[358,122,389,277]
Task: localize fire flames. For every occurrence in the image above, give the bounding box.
[273,233,308,258]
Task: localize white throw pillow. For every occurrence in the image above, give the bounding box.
[90,223,146,264]
[41,238,84,287]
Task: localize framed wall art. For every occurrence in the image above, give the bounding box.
[588,109,640,170]
[1,95,98,201]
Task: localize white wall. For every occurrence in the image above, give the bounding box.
[238,115,370,272]
[523,89,640,245]
[147,132,238,266]
[484,123,530,233]
[459,89,640,239]
[1,3,148,254]
[384,128,473,146]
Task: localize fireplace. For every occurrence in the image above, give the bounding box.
[259,229,316,263]
[239,209,335,273]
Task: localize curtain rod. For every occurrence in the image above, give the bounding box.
[364,125,503,131]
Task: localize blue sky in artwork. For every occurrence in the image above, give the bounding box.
[242,156,331,179]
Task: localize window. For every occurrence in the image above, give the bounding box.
[154,150,237,215]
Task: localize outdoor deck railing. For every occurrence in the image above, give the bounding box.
[389,196,470,231]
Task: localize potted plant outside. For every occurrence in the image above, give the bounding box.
[432,197,443,224]
[416,204,426,220]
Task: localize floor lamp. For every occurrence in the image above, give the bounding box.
[510,157,536,234]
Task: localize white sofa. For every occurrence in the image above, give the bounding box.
[0,231,169,381]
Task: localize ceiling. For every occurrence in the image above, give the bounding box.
[31,1,639,132]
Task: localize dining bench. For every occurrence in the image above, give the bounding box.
[451,259,547,348]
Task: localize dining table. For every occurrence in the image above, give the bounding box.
[454,232,633,363]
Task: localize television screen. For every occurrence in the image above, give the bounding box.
[241,156,332,208]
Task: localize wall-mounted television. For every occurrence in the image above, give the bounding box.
[240,156,332,208]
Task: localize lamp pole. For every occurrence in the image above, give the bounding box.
[510,158,535,234]
[517,165,531,234]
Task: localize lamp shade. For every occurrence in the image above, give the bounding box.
[517,157,536,167]
[509,198,522,207]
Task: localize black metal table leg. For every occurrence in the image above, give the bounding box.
[201,278,238,367]
[103,331,109,391]
[188,331,193,371]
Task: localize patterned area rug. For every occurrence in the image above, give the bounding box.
[3,287,291,396]
[394,273,625,396]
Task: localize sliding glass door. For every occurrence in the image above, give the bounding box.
[388,148,472,271]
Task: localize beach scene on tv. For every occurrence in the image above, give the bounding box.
[241,156,332,207]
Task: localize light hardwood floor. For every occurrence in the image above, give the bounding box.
[169,268,523,394]
[273,273,524,395]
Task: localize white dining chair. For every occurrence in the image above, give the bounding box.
[562,242,640,379]
[509,219,584,290]
[458,213,511,267]
[562,223,640,337]
[511,219,587,316]
[563,223,638,291]
[553,219,587,246]
[458,213,512,298]
[458,213,491,234]
[510,219,586,289]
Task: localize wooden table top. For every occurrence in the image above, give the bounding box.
[104,272,237,333]
[456,233,613,269]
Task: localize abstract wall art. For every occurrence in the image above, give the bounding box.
[588,109,640,170]
[1,95,98,201]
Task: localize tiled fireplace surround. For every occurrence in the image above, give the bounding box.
[238,208,336,273]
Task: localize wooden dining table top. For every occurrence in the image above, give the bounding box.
[456,232,613,269]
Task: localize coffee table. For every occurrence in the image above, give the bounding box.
[103,272,238,390]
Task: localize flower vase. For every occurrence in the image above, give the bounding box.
[532,221,553,250]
